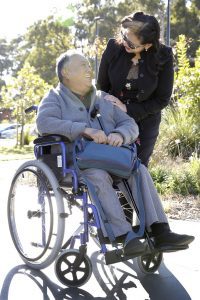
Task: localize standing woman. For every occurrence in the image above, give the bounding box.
[97,12,174,167]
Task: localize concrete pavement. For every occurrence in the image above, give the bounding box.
[0,159,199,299]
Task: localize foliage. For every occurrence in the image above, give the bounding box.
[3,16,73,86]
[82,37,108,78]
[170,0,200,57]
[74,0,118,42]
[23,16,73,86]
[0,38,13,76]
[150,157,200,196]
[189,153,200,192]
[156,35,200,159]
[74,0,165,44]
[1,62,51,147]
[158,108,199,158]
[174,35,200,121]
[0,145,34,161]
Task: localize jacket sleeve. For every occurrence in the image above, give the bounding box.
[126,48,174,122]
[111,105,139,144]
[97,39,116,92]
[36,92,87,141]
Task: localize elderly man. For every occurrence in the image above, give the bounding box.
[36,51,194,255]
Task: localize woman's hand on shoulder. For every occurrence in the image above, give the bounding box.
[104,94,127,113]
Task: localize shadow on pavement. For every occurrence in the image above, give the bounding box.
[0,265,95,300]
[91,251,192,300]
[0,250,192,300]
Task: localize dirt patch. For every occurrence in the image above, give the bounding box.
[162,195,200,221]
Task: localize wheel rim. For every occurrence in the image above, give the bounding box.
[140,252,163,273]
[55,250,92,287]
[8,168,54,262]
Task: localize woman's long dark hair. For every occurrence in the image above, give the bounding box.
[121,12,161,75]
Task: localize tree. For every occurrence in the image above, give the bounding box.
[0,38,13,76]
[74,0,119,43]
[4,16,73,86]
[73,0,166,74]
[170,0,200,57]
[74,0,165,44]
[1,62,51,147]
[23,16,74,86]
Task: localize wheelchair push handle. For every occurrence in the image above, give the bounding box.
[25,105,38,114]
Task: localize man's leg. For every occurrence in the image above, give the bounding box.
[120,164,194,249]
[119,164,168,229]
[81,168,132,237]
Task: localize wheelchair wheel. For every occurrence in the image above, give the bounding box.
[7,160,65,269]
[55,249,92,287]
[118,192,133,224]
[135,251,163,274]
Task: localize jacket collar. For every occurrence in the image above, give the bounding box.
[56,83,97,113]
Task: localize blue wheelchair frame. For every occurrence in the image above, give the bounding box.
[33,133,150,265]
[34,136,109,255]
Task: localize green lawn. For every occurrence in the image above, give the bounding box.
[0,145,34,161]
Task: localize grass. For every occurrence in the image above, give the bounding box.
[0,145,34,161]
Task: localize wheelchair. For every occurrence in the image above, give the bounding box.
[7,107,164,288]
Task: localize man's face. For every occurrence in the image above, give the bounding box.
[64,54,93,95]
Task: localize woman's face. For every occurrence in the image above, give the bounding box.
[121,28,145,54]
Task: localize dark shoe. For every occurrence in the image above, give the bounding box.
[123,232,146,256]
[154,231,195,250]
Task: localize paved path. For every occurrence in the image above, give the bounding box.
[0,160,199,300]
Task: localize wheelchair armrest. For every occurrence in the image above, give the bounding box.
[33,134,70,144]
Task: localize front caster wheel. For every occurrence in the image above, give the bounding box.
[55,249,92,287]
[135,251,163,274]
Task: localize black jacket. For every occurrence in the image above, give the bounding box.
[97,39,174,122]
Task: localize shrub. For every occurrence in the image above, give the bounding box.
[150,155,200,196]
[155,35,200,159]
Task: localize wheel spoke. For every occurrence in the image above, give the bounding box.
[73,254,82,268]
[62,267,70,275]
[145,257,152,270]
[152,257,158,266]
[77,266,86,272]
[72,270,78,281]
[63,257,71,266]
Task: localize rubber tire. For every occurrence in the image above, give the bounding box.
[134,251,163,274]
[55,249,92,287]
[7,160,65,269]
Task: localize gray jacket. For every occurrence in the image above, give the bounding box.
[36,83,139,144]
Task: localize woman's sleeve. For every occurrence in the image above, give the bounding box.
[126,48,174,122]
[97,39,115,92]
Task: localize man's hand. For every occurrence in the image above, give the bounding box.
[83,128,108,144]
[107,133,123,147]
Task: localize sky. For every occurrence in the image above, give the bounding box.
[0,0,73,40]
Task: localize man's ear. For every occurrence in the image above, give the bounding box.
[61,68,69,80]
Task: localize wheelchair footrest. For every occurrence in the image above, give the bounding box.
[104,248,145,265]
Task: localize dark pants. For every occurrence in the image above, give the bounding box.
[137,112,161,167]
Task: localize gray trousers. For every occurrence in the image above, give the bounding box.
[81,164,168,237]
